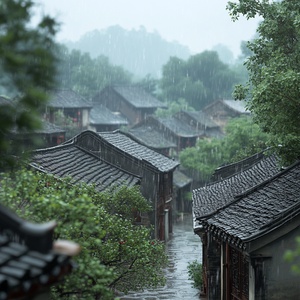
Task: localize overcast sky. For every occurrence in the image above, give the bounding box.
[35,0,260,58]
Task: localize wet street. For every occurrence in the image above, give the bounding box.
[120,213,202,300]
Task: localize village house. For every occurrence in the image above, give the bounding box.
[0,203,79,299]
[135,115,201,155]
[128,120,177,157]
[0,96,65,150]
[92,85,167,126]
[31,130,179,241]
[74,130,179,240]
[174,110,223,138]
[202,99,250,129]
[89,104,128,132]
[30,141,141,193]
[45,89,92,130]
[173,169,192,215]
[192,151,300,299]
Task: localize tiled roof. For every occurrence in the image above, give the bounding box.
[90,104,128,126]
[173,170,192,188]
[30,144,140,192]
[203,161,300,249]
[98,131,179,172]
[193,153,280,220]
[180,110,219,128]
[113,85,167,109]
[203,99,250,115]
[128,125,176,149]
[0,204,79,299]
[47,89,92,109]
[223,100,249,114]
[221,99,249,114]
[36,120,65,134]
[157,117,201,137]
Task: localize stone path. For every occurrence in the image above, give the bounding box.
[120,214,202,300]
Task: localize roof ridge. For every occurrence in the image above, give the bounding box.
[234,159,300,200]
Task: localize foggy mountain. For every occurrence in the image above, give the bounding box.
[63,25,191,79]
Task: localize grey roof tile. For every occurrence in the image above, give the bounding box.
[30,144,140,192]
[35,120,65,134]
[157,117,201,137]
[90,104,128,125]
[193,152,280,219]
[47,89,92,109]
[98,131,179,172]
[173,170,192,188]
[223,100,249,114]
[204,161,300,244]
[180,110,219,128]
[113,85,166,109]
[128,125,177,149]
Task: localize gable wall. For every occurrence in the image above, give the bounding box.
[94,88,151,125]
[75,132,173,240]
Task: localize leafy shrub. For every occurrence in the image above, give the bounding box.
[187,260,202,289]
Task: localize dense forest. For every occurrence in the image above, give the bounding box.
[64,25,191,78]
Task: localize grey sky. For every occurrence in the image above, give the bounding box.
[35,0,260,58]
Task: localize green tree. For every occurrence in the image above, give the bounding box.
[56,47,132,99]
[0,0,58,167]
[228,0,300,164]
[179,116,269,181]
[160,51,241,110]
[0,169,167,299]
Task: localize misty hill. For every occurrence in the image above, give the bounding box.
[63,25,191,78]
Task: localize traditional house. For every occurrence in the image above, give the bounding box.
[173,169,192,215]
[193,151,281,299]
[0,96,65,150]
[89,104,128,132]
[175,110,223,138]
[202,99,250,128]
[92,85,167,126]
[146,115,201,153]
[72,130,179,240]
[0,203,79,299]
[128,121,177,157]
[30,142,141,194]
[200,161,300,299]
[193,152,300,299]
[45,89,92,130]
[31,120,66,147]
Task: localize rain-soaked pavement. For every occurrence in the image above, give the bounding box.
[120,213,203,300]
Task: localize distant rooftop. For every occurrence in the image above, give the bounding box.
[129,125,177,150]
[180,110,219,128]
[97,130,179,172]
[90,104,128,126]
[173,169,192,188]
[47,89,92,109]
[222,99,249,114]
[112,85,167,109]
[157,116,201,137]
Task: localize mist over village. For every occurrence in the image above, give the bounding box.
[0,1,300,299]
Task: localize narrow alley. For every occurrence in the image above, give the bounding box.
[120,213,203,300]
